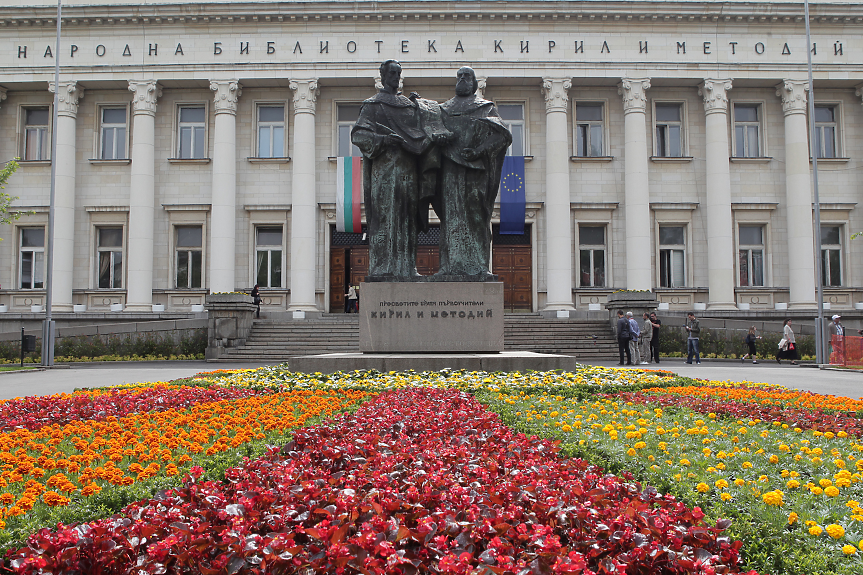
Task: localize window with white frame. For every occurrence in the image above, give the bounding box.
[821,225,842,287]
[655,103,684,157]
[578,225,606,287]
[177,106,206,159]
[659,226,686,288]
[256,104,286,158]
[96,227,123,288]
[23,107,50,161]
[336,104,362,157]
[575,103,604,157]
[175,226,203,288]
[814,105,838,159]
[19,227,45,289]
[738,225,765,287]
[99,107,127,160]
[255,226,283,288]
[732,104,762,158]
[498,104,525,156]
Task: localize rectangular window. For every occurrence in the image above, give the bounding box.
[255,226,283,288]
[256,105,285,158]
[578,225,606,287]
[659,226,686,288]
[575,103,604,157]
[655,103,683,157]
[738,225,765,287]
[814,105,838,159]
[337,104,362,157]
[23,107,50,161]
[175,226,203,288]
[733,104,761,158]
[177,106,206,159]
[19,227,45,289]
[821,225,842,287]
[99,107,127,160]
[498,104,525,156]
[96,227,123,289]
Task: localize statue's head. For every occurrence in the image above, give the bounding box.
[455,66,478,96]
[380,60,402,92]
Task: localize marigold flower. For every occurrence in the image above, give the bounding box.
[788,512,799,525]
[696,483,709,493]
[809,525,823,536]
[825,486,840,497]
[762,490,784,507]
[842,545,857,555]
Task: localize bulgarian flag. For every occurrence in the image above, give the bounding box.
[336,156,363,233]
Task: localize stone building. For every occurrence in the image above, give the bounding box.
[0,0,861,318]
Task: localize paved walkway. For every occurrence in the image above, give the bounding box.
[0,358,859,400]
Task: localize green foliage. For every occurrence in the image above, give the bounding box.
[659,325,815,358]
[0,159,31,236]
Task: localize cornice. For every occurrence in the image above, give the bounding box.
[2,3,863,29]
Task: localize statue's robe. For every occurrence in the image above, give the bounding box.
[435,95,512,278]
[351,91,430,280]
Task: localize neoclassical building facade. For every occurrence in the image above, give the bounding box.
[0,0,861,315]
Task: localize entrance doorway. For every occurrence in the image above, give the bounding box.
[492,224,532,312]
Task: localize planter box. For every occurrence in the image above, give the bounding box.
[73,304,87,312]
[30,305,43,313]
[191,304,205,312]
[775,302,788,310]
[110,303,123,312]
[0,304,7,313]
[152,304,165,312]
[694,302,707,311]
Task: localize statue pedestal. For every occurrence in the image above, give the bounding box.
[359,282,504,352]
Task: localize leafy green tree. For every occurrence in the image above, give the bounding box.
[0,159,26,236]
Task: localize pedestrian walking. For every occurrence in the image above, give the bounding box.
[649,312,661,364]
[627,311,641,364]
[685,312,701,364]
[251,284,261,319]
[777,318,798,364]
[741,326,761,363]
[345,284,358,313]
[828,314,844,360]
[639,312,653,364]
[616,309,632,365]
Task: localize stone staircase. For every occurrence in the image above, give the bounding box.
[215,313,617,361]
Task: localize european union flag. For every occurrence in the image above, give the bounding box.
[499,155,526,234]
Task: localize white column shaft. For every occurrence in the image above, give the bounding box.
[704,111,737,309]
[289,110,318,311]
[210,111,238,293]
[125,111,157,310]
[51,113,76,312]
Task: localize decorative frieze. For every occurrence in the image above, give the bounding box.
[290,79,319,114]
[128,80,161,116]
[775,79,808,116]
[618,77,651,114]
[210,79,242,115]
[541,78,571,114]
[47,80,83,117]
[698,78,732,114]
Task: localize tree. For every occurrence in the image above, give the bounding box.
[0,158,26,235]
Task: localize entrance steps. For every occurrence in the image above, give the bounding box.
[215,313,618,362]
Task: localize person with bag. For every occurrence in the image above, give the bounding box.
[776,318,798,365]
[616,309,632,365]
[741,326,761,363]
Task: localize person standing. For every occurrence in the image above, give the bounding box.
[345,284,358,313]
[616,309,632,365]
[741,326,762,363]
[626,311,641,365]
[639,312,653,364]
[251,284,261,319]
[828,314,844,361]
[685,312,701,364]
[777,318,798,365]
[649,312,661,364]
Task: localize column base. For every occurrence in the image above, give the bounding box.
[124,303,155,313]
[543,303,576,312]
[706,302,738,311]
[50,304,74,313]
[787,302,818,311]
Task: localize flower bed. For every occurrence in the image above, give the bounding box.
[7,389,753,575]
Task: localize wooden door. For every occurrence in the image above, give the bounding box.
[493,246,532,312]
[416,246,440,276]
[329,247,348,313]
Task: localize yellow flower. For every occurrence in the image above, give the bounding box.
[786,479,800,489]
[627,448,637,457]
[680,459,691,466]
[842,545,857,555]
[720,492,733,502]
[734,478,745,487]
[715,479,729,489]
[696,482,709,493]
[763,490,784,507]
[809,525,823,536]
[769,454,779,464]
[819,478,833,488]
[811,487,824,496]
[825,486,840,497]
[826,524,846,539]
[788,512,799,525]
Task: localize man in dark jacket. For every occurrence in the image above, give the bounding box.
[616,309,632,365]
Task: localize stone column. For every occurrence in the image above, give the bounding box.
[124,81,161,311]
[618,78,652,291]
[47,81,83,312]
[699,79,737,310]
[776,80,816,309]
[288,79,320,313]
[541,78,575,311]
[208,80,242,293]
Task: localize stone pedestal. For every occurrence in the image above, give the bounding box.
[205,293,256,359]
[605,291,658,329]
[359,282,504,352]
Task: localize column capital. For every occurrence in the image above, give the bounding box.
[618,77,651,114]
[776,79,808,116]
[128,80,162,116]
[48,81,83,118]
[699,78,733,114]
[210,80,242,115]
[290,78,320,114]
[541,78,571,114]
[476,76,487,99]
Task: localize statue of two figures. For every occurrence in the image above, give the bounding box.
[351,60,513,282]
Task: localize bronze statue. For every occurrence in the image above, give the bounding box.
[432,66,512,280]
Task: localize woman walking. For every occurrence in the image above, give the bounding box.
[777,318,798,365]
[741,326,761,363]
